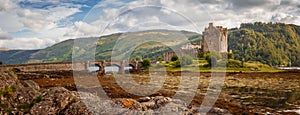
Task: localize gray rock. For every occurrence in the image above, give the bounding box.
[30,87,77,114]
[137,96,151,102]
[21,80,40,91]
[141,101,156,109]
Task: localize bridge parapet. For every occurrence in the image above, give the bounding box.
[0,60,143,74]
[3,62,91,72]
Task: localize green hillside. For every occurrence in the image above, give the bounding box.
[0,50,39,64]
[0,30,200,64]
[229,22,300,66]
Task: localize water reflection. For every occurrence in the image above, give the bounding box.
[225,86,300,110]
[88,66,133,72]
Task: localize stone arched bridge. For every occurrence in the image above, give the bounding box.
[0,60,143,74]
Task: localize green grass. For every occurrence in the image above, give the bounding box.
[152,59,283,73]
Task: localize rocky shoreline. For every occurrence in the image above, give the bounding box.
[0,70,230,115]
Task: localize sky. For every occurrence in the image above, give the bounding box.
[0,0,299,49]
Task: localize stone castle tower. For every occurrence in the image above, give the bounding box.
[201,23,228,53]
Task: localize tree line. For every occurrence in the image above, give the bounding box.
[228,22,300,66]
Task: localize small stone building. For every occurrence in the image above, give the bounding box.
[164,52,176,62]
[163,48,199,62]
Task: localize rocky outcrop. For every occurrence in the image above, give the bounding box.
[0,70,230,114]
[78,94,230,115]
[30,87,81,114]
[0,71,89,114]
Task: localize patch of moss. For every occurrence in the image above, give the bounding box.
[0,85,17,98]
[18,95,44,113]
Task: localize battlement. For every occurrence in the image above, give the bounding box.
[216,26,228,32]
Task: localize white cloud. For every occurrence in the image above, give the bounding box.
[0,0,84,49]
[15,5,81,32]
[0,28,12,40]
[0,0,17,12]
[1,0,300,49]
[0,37,55,49]
[95,0,125,8]
[271,13,300,25]
[0,0,84,32]
[74,21,100,36]
[17,9,57,31]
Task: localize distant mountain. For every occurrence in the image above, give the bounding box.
[0,30,200,64]
[0,50,39,64]
[229,22,300,66]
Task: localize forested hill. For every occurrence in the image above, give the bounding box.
[228,22,300,66]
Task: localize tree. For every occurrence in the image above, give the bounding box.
[228,53,234,60]
[157,56,163,62]
[171,55,178,62]
[135,56,142,61]
[241,58,245,67]
[172,60,181,68]
[142,58,151,69]
[199,52,210,59]
[0,61,2,65]
[229,22,300,66]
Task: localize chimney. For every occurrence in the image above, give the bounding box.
[209,23,213,27]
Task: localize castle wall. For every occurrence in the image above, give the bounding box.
[201,23,228,53]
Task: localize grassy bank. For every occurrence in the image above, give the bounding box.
[151,59,284,73]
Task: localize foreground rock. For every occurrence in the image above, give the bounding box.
[0,70,229,114]
[0,71,90,114]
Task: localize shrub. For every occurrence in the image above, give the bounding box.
[227,59,242,68]
[198,52,205,59]
[0,85,17,98]
[0,61,2,65]
[241,58,245,67]
[228,53,234,59]
[142,58,151,69]
[171,55,194,68]
[157,56,163,62]
[199,52,210,59]
[171,55,178,62]
[172,60,181,68]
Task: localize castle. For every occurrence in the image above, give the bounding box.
[201,23,228,53]
[164,23,229,61]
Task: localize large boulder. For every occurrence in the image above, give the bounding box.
[30,87,78,114]
[0,71,41,113]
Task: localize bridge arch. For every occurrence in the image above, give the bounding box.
[87,64,102,72]
[126,64,135,70]
[105,64,121,73]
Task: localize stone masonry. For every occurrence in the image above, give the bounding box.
[201,23,228,53]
